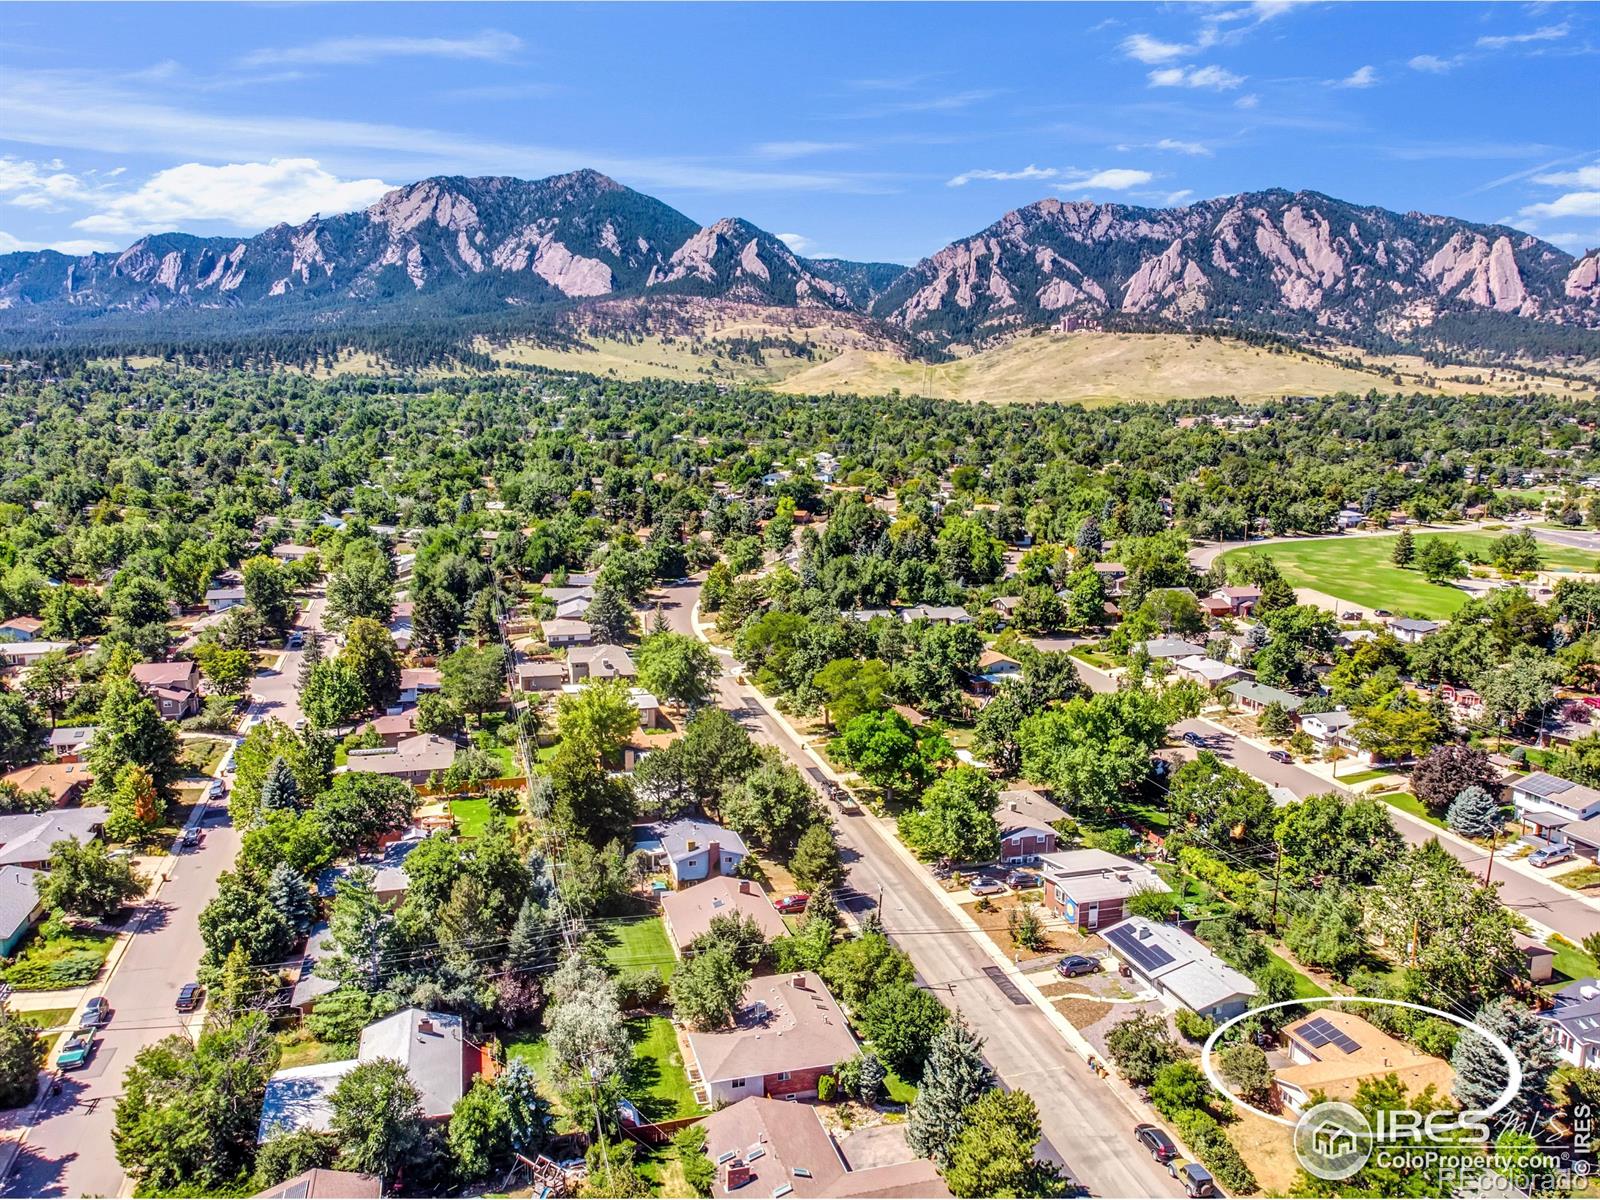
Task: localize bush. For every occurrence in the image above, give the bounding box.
[1169,1109,1258,1195]
[1086,826,1139,856]
[817,1073,837,1103]
[615,968,667,1012]
[1105,1011,1181,1086]
[1173,1009,1215,1044]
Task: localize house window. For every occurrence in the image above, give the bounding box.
[729,1078,746,1089]
[776,1071,791,1081]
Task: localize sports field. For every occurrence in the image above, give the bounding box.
[1220,531,1598,620]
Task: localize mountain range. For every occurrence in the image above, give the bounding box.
[2,168,1596,357]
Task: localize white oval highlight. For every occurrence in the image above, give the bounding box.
[1199,996,1524,1128]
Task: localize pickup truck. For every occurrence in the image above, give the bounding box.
[56,1030,96,1071]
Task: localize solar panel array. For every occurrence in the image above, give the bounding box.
[1521,773,1574,798]
[1105,924,1175,973]
[1298,1016,1361,1054]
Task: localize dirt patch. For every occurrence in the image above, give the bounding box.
[1054,996,1115,1030]
[1228,1107,1303,1196]
[961,893,1101,959]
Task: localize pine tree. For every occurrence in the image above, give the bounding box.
[1452,997,1559,1122]
[258,756,299,813]
[907,1012,992,1165]
[1446,785,1502,839]
[585,584,632,645]
[266,861,317,935]
[858,1053,886,1106]
[1392,528,1416,567]
[297,629,325,691]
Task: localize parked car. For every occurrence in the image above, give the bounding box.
[1341,611,1361,621]
[1056,954,1101,978]
[56,1031,95,1070]
[969,879,1006,897]
[1266,750,1292,764]
[175,982,204,1012]
[1006,870,1040,889]
[1171,1161,1216,1198]
[1531,845,1576,868]
[1135,1123,1179,1163]
[81,996,112,1027]
[287,632,304,649]
[1182,732,1205,747]
[774,893,810,914]
[1374,609,1393,618]
[180,828,201,848]
[292,718,307,732]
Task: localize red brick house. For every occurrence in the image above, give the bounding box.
[685,972,857,1106]
[1038,848,1169,931]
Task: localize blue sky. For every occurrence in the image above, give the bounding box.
[2,2,1596,263]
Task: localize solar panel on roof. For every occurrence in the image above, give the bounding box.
[282,1184,310,1199]
[1298,1018,1333,1047]
[1106,924,1175,973]
[1522,774,1574,798]
[1329,1028,1361,1053]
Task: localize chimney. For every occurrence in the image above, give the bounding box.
[687,840,698,852]
[739,880,752,895]
[418,1017,434,1034]
[793,974,807,989]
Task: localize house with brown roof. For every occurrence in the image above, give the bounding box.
[661,877,788,954]
[1275,1009,1453,1113]
[343,733,457,784]
[1211,586,1263,617]
[685,972,858,1107]
[0,762,94,808]
[397,668,440,704]
[568,643,636,681]
[129,660,202,720]
[353,708,419,748]
[542,618,593,647]
[0,617,43,642]
[516,660,567,692]
[703,1097,949,1199]
[253,1168,381,1199]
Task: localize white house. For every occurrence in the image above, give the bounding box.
[1174,655,1244,687]
[1300,709,1359,752]
[1541,979,1600,1068]
[1101,917,1257,1021]
[1511,772,1600,826]
[1388,617,1442,645]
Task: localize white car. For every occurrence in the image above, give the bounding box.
[1530,845,1575,868]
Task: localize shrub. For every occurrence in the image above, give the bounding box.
[1169,1109,1258,1195]
[1173,1009,1215,1043]
[615,968,667,1012]
[1105,1011,1181,1086]
[817,1074,837,1103]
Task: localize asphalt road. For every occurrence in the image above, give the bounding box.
[651,581,1182,1198]
[2,599,328,1197]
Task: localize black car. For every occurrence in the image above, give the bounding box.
[1005,870,1040,889]
[1135,1123,1179,1163]
[1182,732,1204,747]
[175,982,203,1012]
[82,996,112,1026]
[1056,954,1101,978]
[1266,749,1292,764]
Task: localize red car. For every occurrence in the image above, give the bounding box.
[775,893,810,914]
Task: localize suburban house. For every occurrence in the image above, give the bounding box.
[397,668,440,704]
[1174,655,1244,688]
[386,602,415,652]
[253,1169,381,1200]
[1211,586,1263,617]
[991,596,1022,622]
[1,762,94,807]
[634,818,748,886]
[1300,709,1359,752]
[258,1009,491,1140]
[1541,979,1600,1068]
[204,584,246,612]
[0,807,107,870]
[344,733,458,785]
[0,866,44,956]
[130,660,203,720]
[0,640,74,669]
[967,649,1023,695]
[685,972,858,1107]
[515,660,567,692]
[553,596,590,621]
[1141,638,1207,662]
[898,604,972,625]
[845,609,895,624]
[660,877,787,953]
[1038,849,1168,930]
[1274,1010,1453,1113]
[289,924,340,1013]
[542,618,593,647]
[1227,679,1305,718]
[1388,617,1442,645]
[546,585,595,608]
[317,835,428,905]
[702,1096,949,1199]
[998,787,1068,831]
[353,708,418,748]
[568,643,635,680]
[1090,562,1128,597]
[41,725,94,762]
[1511,772,1600,829]
[998,813,1057,864]
[1101,917,1257,1020]
[1435,684,1484,718]
[268,543,317,564]
[0,617,43,642]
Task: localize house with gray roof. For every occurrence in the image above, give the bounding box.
[1542,979,1600,1068]
[289,924,340,1012]
[1141,638,1207,661]
[1226,679,1305,716]
[0,866,43,956]
[634,818,748,886]
[1512,772,1600,831]
[1101,916,1257,1020]
[0,807,107,870]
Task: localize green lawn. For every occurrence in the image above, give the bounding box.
[1374,790,1446,830]
[1263,948,1329,999]
[449,796,494,838]
[3,928,115,991]
[505,1013,702,1125]
[1219,532,1599,620]
[591,915,677,980]
[1545,935,1600,990]
[1333,768,1393,786]
[22,1006,77,1052]
[881,1066,918,1105]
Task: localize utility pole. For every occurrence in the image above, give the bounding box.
[1269,843,1283,934]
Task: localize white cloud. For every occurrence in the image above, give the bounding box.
[1054,168,1155,191]
[946,164,1059,187]
[776,232,814,253]
[0,229,117,255]
[240,30,523,68]
[0,156,96,210]
[1408,54,1458,73]
[1477,23,1567,49]
[1155,139,1212,157]
[1235,93,1260,109]
[1163,189,1195,206]
[1534,164,1600,189]
[1121,33,1190,64]
[1521,192,1600,221]
[70,158,393,235]
[1148,64,1246,90]
[753,141,858,160]
[1333,65,1379,88]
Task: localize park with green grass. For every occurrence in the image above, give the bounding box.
[1219,530,1598,620]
